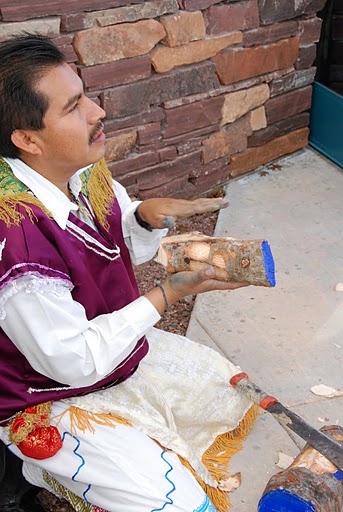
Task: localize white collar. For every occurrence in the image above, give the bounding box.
[3,158,91,229]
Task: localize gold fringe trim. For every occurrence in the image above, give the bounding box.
[53,406,131,436]
[8,402,53,445]
[177,405,259,512]
[83,158,114,231]
[0,193,52,227]
[203,404,260,480]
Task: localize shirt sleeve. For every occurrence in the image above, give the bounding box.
[113,180,168,266]
[0,276,160,387]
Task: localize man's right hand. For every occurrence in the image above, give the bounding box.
[163,267,249,304]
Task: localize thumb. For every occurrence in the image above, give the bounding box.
[196,265,216,282]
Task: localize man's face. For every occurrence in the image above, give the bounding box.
[33,62,106,173]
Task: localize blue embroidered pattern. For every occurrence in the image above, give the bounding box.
[150,451,175,512]
[61,431,91,503]
[194,495,217,512]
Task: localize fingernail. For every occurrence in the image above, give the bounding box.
[205,267,214,277]
[163,218,171,227]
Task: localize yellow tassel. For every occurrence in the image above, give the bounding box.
[176,405,259,512]
[202,405,259,480]
[84,158,114,231]
[53,406,131,436]
[0,193,52,227]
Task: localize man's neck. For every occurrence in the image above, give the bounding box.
[18,155,74,199]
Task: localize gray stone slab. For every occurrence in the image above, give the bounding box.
[187,148,343,510]
[187,148,343,405]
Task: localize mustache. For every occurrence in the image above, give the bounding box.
[89,121,104,144]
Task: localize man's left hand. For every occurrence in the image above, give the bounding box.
[136,197,229,229]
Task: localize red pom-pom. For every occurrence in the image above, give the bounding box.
[12,416,26,433]
[25,406,38,414]
[19,426,63,460]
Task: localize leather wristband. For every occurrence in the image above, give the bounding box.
[134,206,154,232]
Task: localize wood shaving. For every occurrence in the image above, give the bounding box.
[218,472,241,492]
[310,384,343,398]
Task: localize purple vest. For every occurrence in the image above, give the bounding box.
[0,197,148,422]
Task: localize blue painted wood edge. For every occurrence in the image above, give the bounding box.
[258,489,316,511]
[262,240,276,287]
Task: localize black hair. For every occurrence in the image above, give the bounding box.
[0,33,66,158]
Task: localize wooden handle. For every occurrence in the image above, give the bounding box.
[230,373,278,409]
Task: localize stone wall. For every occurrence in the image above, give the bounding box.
[0,0,327,198]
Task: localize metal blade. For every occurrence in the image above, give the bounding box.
[268,401,343,472]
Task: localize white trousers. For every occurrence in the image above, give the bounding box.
[4,413,217,512]
[1,328,253,511]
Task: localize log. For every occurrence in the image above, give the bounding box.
[258,425,343,512]
[155,232,276,287]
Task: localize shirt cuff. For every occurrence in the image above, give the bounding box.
[119,296,161,335]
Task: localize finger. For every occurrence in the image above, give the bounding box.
[162,216,176,228]
[176,198,229,217]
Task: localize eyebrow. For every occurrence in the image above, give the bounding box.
[62,92,83,113]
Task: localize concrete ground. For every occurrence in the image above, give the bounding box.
[187,147,343,511]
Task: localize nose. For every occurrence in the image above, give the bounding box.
[87,96,106,123]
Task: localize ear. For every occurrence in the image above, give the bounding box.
[11,129,42,156]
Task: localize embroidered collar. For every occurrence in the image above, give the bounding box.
[2,157,90,229]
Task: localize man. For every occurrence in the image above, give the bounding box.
[0,34,254,512]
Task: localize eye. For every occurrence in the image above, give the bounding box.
[69,102,78,113]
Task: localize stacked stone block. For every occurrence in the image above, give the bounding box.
[0,0,327,198]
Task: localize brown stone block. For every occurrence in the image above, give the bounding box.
[61,0,178,31]
[73,20,165,66]
[160,10,206,47]
[169,181,197,199]
[221,84,270,125]
[303,0,327,15]
[97,0,179,28]
[165,124,220,147]
[0,17,60,42]
[108,152,159,177]
[202,116,251,164]
[206,1,259,36]
[269,68,316,97]
[61,14,88,32]
[189,160,231,194]
[179,0,222,10]
[265,85,312,125]
[139,175,190,199]
[137,152,201,190]
[80,56,151,91]
[189,155,227,178]
[104,109,165,135]
[258,0,327,26]
[0,0,141,22]
[295,44,317,70]
[230,127,309,177]
[248,112,310,147]
[299,16,323,44]
[158,146,178,162]
[137,123,162,145]
[215,38,300,85]
[258,0,296,25]
[163,96,224,138]
[243,21,299,47]
[151,32,242,73]
[105,129,137,162]
[103,61,219,118]
[177,139,203,156]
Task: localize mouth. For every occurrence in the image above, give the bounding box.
[89,122,105,145]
